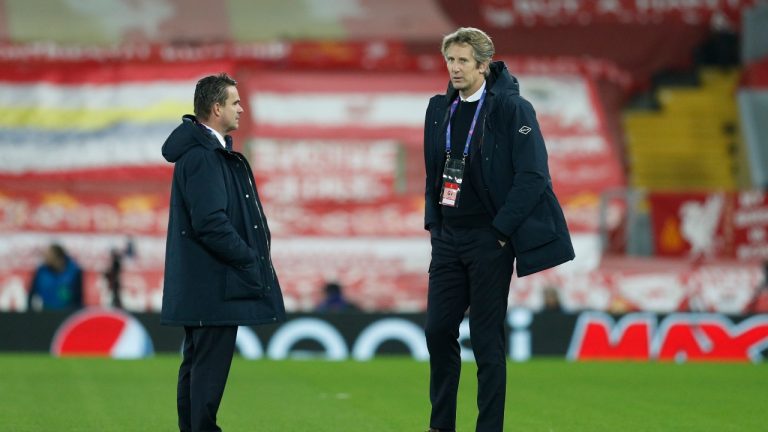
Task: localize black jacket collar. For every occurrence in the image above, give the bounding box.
[443,61,520,104]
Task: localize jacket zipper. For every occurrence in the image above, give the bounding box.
[235,153,276,281]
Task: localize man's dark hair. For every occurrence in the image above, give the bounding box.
[193,73,237,120]
[49,243,68,261]
[324,282,342,296]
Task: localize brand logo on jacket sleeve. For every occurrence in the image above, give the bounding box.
[518,125,532,135]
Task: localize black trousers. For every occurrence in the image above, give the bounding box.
[426,225,514,432]
[177,326,238,432]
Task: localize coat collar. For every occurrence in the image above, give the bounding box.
[442,61,519,105]
[182,114,232,152]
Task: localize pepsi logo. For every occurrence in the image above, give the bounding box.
[50,308,154,358]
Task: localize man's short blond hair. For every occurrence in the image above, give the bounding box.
[441,27,495,74]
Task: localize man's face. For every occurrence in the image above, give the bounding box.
[218,86,244,133]
[445,43,487,96]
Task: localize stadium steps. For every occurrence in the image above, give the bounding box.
[623,68,745,191]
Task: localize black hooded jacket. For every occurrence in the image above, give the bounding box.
[424,62,575,277]
[161,115,286,326]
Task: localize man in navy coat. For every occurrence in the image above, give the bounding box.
[423,28,574,432]
[161,73,286,432]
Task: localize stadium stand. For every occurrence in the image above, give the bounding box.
[624,67,744,190]
[0,1,765,315]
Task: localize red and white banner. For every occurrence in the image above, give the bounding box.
[249,139,402,203]
[0,187,169,236]
[263,200,425,237]
[474,0,757,27]
[649,190,768,260]
[246,72,436,142]
[246,71,625,234]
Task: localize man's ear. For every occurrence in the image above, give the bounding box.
[212,103,221,118]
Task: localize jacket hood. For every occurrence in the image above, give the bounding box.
[444,60,519,101]
[162,115,225,163]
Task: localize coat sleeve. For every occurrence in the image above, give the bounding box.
[423,97,442,232]
[179,148,255,267]
[492,97,551,237]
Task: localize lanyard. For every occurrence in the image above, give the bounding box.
[445,89,486,158]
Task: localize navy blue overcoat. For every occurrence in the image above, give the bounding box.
[424,62,575,277]
[161,115,286,326]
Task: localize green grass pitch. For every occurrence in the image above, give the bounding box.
[0,355,765,431]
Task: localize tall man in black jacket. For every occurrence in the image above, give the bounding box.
[423,28,575,432]
[161,73,286,432]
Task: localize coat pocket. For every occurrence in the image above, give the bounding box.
[224,263,265,300]
[511,197,559,253]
